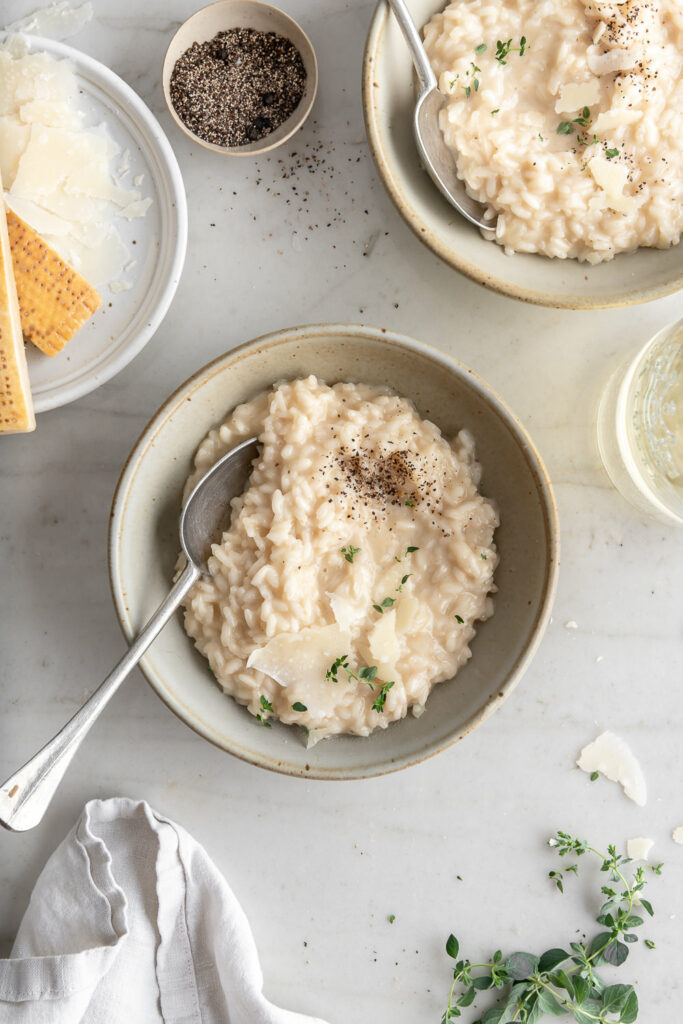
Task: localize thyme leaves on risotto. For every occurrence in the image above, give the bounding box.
[256,695,274,726]
[325,657,394,712]
[341,545,361,563]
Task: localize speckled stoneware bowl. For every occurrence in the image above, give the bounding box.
[109,324,559,779]
[162,0,317,155]
[363,0,683,309]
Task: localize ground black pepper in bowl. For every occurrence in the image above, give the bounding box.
[169,28,307,147]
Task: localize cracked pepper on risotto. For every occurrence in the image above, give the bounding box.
[423,0,683,263]
[182,377,498,742]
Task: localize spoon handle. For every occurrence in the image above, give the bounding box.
[384,0,437,93]
[0,561,200,833]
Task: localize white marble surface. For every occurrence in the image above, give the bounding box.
[2,1,683,1020]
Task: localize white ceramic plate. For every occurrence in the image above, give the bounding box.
[363,1,683,309]
[2,35,187,413]
[109,324,560,779]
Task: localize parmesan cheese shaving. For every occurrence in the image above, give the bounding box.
[626,837,654,861]
[588,49,641,75]
[588,157,636,214]
[247,624,353,717]
[555,80,601,113]
[672,826,683,846]
[369,609,400,666]
[593,109,643,132]
[577,731,647,806]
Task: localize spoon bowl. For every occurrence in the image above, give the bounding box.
[0,437,259,832]
[386,0,493,232]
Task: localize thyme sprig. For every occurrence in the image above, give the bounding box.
[341,545,361,563]
[325,656,394,713]
[441,832,660,1023]
[256,694,274,726]
[495,36,526,64]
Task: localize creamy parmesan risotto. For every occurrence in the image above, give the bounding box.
[182,377,498,742]
[423,0,683,263]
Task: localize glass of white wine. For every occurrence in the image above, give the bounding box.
[597,318,683,527]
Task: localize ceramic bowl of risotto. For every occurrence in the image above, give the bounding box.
[109,323,559,778]
[363,0,683,309]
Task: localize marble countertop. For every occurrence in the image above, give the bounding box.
[1,1,683,1020]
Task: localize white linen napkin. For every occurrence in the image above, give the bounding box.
[0,798,329,1024]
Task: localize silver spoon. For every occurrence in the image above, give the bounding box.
[0,436,259,833]
[386,0,494,232]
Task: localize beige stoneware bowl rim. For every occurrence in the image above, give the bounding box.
[362,2,683,310]
[162,0,318,156]
[108,323,560,779]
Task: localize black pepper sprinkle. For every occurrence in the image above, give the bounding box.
[169,28,307,148]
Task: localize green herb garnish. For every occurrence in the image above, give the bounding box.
[590,770,599,781]
[455,614,464,624]
[480,553,488,560]
[491,108,500,116]
[475,43,487,55]
[389,914,396,924]
[256,694,274,727]
[292,701,307,712]
[557,120,575,135]
[441,832,659,1023]
[605,147,620,159]
[495,36,526,64]
[341,545,361,564]
[405,499,415,507]
[372,680,395,713]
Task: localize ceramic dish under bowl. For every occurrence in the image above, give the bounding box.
[363,0,683,310]
[162,0,317,156]
[109,324,559,779]
[1,34,187,413]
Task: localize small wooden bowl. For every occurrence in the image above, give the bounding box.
[162,0,318,155]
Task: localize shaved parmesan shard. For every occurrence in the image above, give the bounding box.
[577,731,647,806]
[588,49,640,76]
[593,109,642,133]
[626,837,654,861]
[588,157,635,214]
[6,2,93,41]
[328,592,364,633]
[396,594,420,633]
[247,624,351,715]
[369,609,400,666]
[555,80,601,113]
[672,826,683,845]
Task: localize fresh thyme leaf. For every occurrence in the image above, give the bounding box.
[358,665,378,682]
[650,863,664,875]
[292,701,307,712]
[405,499,415,507]
[407,545,419,554]
[256,694,274,726]
[381,596,395,608]
[373,604,383,614]
[464,85,471,98]
[401,574,411,585]
[495,36,526,63]
[441,833,660,1024]
[372,680,394,713]
[605,147,620,158]
[539,132,545,141]
[475,43,487,55]
[557,121,575,135]
[491,108,500,115]
[449,78,457,90]
[455,614,464,623]
[388,914,396,923]
[480,553,488,560]
[325,654,349,682]
[341,544,361,563]
[590,770,599,781]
